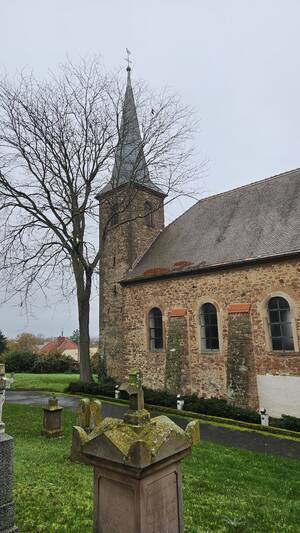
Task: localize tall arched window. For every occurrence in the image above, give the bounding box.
[200,303,219,351]
[144,201,153,227]
[268,296,295,351]
[149,307,163,350]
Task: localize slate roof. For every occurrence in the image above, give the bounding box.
[99,68,165,197]
[123,168,300,283]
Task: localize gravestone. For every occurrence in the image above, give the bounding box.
[73,368,200,533]
[70,398,103,462]
[41,394,63,438]
[0,364,18,533]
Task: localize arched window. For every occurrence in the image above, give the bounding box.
[268,296,295,351]
[200,303,219,351]
[144,201,153,227]
[149,307,163,350]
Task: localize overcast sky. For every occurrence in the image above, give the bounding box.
[1,0,300,338]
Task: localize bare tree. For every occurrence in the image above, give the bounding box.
[0,59,201,382]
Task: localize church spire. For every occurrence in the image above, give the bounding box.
[99,60,165,197]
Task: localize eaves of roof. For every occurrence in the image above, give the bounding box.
[120,249,300,286]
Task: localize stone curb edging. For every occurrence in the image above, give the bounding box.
[59,390,300,441]
[11,388,300,441]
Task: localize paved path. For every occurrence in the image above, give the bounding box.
[6,390,300,460]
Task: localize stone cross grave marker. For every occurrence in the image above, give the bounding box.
[76,367,200,532]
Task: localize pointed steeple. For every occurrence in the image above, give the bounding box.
[99,66,165,197]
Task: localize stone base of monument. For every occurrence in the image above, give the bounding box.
[74,369,200,533]
[91,448,187,533]
[41,396,63,438]
[0,434,18,533]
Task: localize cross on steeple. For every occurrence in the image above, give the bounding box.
[125,48,132,71]
[97,56,166,197]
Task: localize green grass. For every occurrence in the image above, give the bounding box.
[10,373,80,392]
[3,403,300,533]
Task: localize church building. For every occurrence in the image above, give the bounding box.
[98,67,300,418]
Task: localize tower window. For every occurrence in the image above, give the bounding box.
[149,307,163,350]
[200,303,219,351]
[110,202,119,226]
[144,201,153,227]
[267,296,295,351]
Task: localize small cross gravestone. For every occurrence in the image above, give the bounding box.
[0,364,18,533]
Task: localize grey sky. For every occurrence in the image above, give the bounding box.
[1,0,300,338]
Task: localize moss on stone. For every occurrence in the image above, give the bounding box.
[164,318,185,393]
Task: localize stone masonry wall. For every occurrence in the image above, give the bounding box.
[227,310,254,406]
[120,258,300,409]
[99,186,164,379]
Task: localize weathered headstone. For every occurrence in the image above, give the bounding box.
[73,368,200,533]
[0,364,18,533]
[70,398,103,462]
[41,394,63,438]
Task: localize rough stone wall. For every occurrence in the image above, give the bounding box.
[227,311,254,406]
[164,311,190,394]
[99,186,164,379]
[121,258,300,408]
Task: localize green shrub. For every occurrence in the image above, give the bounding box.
[34,351,79,374]
[64,380,300,431]
[272,414,300,432]
[143,387,177,408]
[182,395,261,424]
[1,351,40,372]
[66,377,116,397]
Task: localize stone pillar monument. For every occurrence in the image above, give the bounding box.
[72,368,200,533]
[0,364,18,533]
[41,394,64,439]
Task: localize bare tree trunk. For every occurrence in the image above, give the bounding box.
[74,262,92,382]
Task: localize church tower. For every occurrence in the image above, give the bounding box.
[98,66,166,379]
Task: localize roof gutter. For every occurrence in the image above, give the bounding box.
[120,250,300,286]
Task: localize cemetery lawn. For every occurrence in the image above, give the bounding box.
[10,373,80,392]
[4,403,300,533]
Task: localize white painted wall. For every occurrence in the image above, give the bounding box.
[63,346,98,362]
[257,375,300,418]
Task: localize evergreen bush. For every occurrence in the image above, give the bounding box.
[64,380,300,431]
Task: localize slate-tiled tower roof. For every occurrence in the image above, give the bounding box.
[99,67,165,197]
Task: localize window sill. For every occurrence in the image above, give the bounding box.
[148,349,165,354]
[267,351,300,357]
[200,350,220,356]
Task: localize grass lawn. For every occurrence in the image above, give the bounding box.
[4,403,300,533]
[10,373,80,392]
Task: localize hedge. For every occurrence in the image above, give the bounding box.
[0,350,79,374]
[65,378,300,433]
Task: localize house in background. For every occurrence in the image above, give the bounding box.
[41,336,79,361]
[98,67,300,418]
[41,336,98,362]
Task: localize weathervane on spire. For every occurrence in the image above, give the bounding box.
[125,48,132,71]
